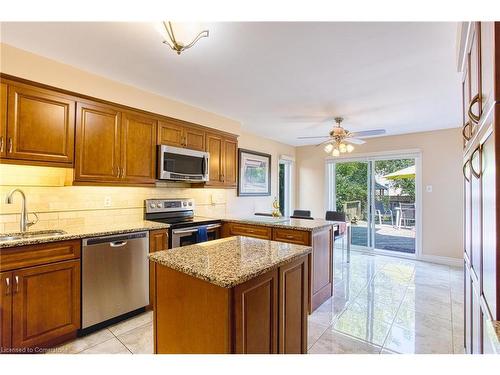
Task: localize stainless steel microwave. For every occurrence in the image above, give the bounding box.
[157,145,209,182]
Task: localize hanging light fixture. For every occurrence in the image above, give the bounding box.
[324,143,334,153]
[159,21,209,55]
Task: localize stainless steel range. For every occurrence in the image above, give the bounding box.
[144,198,221,248]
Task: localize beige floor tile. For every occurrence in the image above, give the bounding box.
[51,329,114,354]
[80,338,130,354]
[108,311,153,336]
[383,324,453,354]
[308,320,330,349]
[117,323,153,354]
[332,312,391,346]
[308,330,381,354]
[394,305,452,335]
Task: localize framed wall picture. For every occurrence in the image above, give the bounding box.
[237,149,272,196]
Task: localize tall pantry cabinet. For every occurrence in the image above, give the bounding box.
[459,22,500,354]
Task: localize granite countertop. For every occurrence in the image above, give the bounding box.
[220,216,337,232]
[0,220,170,249]
[149,236,312,288]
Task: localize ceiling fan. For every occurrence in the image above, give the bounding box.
[297,117,386,156]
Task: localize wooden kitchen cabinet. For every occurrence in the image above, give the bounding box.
[0,83,7,158]
[459,22,500,354]
[75,102,157,186]
[0,271,13,350]
[11,260,80,350]
[205,132,238,187]
[75,101,121,183]
[234,269,278,354]
[148,229,169,310]
[121,111,157,184]
[5,84,75,165]
[223,222,272,240]
[278,256,308,354]
[157,120,205,151]
[0,240,81,352]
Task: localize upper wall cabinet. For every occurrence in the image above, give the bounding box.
[75,101,122,183]
[4,84,75,165]
[75,102,157,185]
[206,132,238,187]
[157,120,205,151]
[121,111,157,184]
[0,83,7,158]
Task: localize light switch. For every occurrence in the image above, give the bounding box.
[425,185,433,193]
[104,197,112,207]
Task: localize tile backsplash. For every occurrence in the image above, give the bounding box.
[0,184,227,233]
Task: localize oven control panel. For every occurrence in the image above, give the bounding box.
[144,198,195,213]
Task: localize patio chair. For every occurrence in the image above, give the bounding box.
[398,203,415,228]
[375,201,393,225]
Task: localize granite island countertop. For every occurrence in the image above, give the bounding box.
[0,220,170,249]
[149,236,312,288]
[219,216,337,232]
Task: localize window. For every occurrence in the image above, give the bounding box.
[279,158,293,217]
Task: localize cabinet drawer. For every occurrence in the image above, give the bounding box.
[0,240,81,272]
[273,228,310,246]
[228,223,272,240]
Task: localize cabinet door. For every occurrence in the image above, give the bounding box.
[7,85,75,164]
[463,68,472,142]
[184,126,205,151]
[0,83,7,158]
[481,129,497,319]
[311,227,333,311]
[480,22,495,110]
[148,229,168,310]
[234,269,278,354]
[463,159,472,260]
[468,22,482,127]
[12,260,80,349]
[464,264,472,354]
[75,102,121,182]
[470,146,482,283]
[0,271,13,350]
[471,281,483,354]
[206,133,223,185]
[121,112,157,184]
[223,138,238,186]
[278,257,308,354]
[157,120,184,148]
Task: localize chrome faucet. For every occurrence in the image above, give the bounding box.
[5,188,38,232]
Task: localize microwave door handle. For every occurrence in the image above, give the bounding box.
[203,155,208,176]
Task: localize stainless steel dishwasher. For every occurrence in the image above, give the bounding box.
[82,231,149,329]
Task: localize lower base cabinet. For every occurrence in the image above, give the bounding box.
[154,255,309,354]
[0,241,81,353]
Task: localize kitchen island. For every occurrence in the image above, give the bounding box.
[149,236,311,354]
[220,216,336,312]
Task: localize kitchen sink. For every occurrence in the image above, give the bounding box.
[0,230,67,242]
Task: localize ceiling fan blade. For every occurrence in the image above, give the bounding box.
[349,129,386,138]
[344,137,366,145]
[297,136,330,139]
[315,139,333,147]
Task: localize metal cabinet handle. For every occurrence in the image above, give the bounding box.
[5,277,10,295]
[463,160,470,182]
[0,137,3,153]
[116,166,120,178]
[462,121,471,141]
[110,241,128,247]
[468,94,481,124]
[470,146,481,178]
[14,276,19,293]
[8,138,12,153]
[120,167,124,178]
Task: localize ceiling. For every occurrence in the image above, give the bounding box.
[0,22,462,146]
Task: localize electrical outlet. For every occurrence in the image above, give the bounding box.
[426,185,433,193]
[104,197,112,207]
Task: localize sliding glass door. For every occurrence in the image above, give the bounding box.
[327,154,418,255]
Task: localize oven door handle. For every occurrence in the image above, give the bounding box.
[172,224,221,235]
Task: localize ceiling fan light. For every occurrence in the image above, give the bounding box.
[324,143,334,153]
[331,148,340,157]
[346,144,354,153]
[339,143,347,153]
